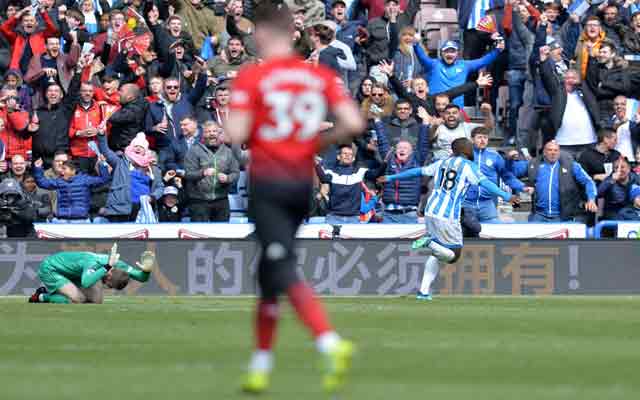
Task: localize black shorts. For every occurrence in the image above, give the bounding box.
[249,179,312,298]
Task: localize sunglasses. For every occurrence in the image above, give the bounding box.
[166,86,179,90]
[371,93,385,97]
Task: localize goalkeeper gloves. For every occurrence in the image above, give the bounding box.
[136,250,155,272]
[107,243,120,269]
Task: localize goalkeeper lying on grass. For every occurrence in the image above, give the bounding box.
[28,244,155,304]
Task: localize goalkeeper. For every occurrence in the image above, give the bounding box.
[28,244,155,304]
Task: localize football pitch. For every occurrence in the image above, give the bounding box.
[1,296,638,400]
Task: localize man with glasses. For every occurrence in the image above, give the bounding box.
[145,74,208,171]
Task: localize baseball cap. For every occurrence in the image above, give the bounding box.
[331,0,346,7]
[163,186,179,197]
[440,40,459,51]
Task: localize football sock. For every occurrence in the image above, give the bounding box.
[287,282,333,339]
[427,241,455,263]
[256,298,279,351]
[316,331,341,354]
[420,256,441,295]
[43,294,71,304]
[248,350,273,373]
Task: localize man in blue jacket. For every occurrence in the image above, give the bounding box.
[32,158,110,223]
[315,144,386,224]
[508,140,598,222]
[413,38,504,107]
[463,127,530,229]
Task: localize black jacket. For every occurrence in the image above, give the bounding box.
[31,74,79,165]
[539,58,600,134]
[108,96,148,151]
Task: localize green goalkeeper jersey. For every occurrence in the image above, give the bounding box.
[41,252,150,289]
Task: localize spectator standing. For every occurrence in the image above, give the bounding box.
[108,84,148,151]
[184,120,239,222]
[374,98,420,143]
[431,103,495,161]
[0,6,58,74]
[145,74,208,167]
[28,75,79,169]
[32,158,110,223]
[414,38,503,107]
[177,0,224,51]
[97,131,164,222]
[24,36,79,109]
[362,0,419,71]
[208,36,256,80]
[360,82,393,120]
[163,115,202,172]
[613,96,640,163]
[314,144,385,224]
[509,140,597,223]
[539,47,598,157]
[463,127,528,225]
[1,154,28,183]
[0,86,30,160]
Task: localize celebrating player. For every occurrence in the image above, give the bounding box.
[28,244,155,304]
[378,138,519,300]
[224,1,365,395]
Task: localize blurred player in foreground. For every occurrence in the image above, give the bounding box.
[224,1,365,395]
[379,138,519,300]
[28,244,155,304]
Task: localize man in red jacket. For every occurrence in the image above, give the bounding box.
[0,6,58,74]
[0,87,30,160]
[69,81,108,173]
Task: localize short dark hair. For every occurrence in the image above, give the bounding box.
[451,137,472,156]
[253,1,293,32]
[110,269,130,290]
[228,35,244,46]
[444,103,460,112]
[61,160,77,171]
[471,126,491,137]
[600,40,616,53]
[597,128,616,143]
[395,98,412,108]
[338,144,353,153]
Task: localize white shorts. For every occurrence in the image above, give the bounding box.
[425,215,463,249]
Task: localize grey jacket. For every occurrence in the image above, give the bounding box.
[184,143,240,202]
[97,134,164,217]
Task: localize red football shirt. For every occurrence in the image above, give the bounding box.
[229,56,349,182]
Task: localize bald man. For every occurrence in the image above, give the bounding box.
[107,83,148,150]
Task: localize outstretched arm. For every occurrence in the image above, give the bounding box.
[478,178,512,201]
[384,167,424,182]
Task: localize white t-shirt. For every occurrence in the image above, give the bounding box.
[432,122,482,161]
[616,121,636,162]
[555,92,597,145]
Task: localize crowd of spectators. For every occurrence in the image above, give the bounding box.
[0,0,639,237]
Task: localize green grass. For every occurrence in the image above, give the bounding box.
[1,296,639,400]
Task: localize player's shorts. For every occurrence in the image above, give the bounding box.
[424,215,463,249]
[38,261,71,293]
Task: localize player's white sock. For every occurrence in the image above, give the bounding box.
[420,256,440,294]
[248,350,273,373]
[427,241,455,263]
[316,331,340,354]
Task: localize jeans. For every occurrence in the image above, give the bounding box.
[51,217,91,224]
[326,214,360,224]
[506,69,527,141]
[528,212,564,223]
[463,198,499,223]
[382,210,418,224]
